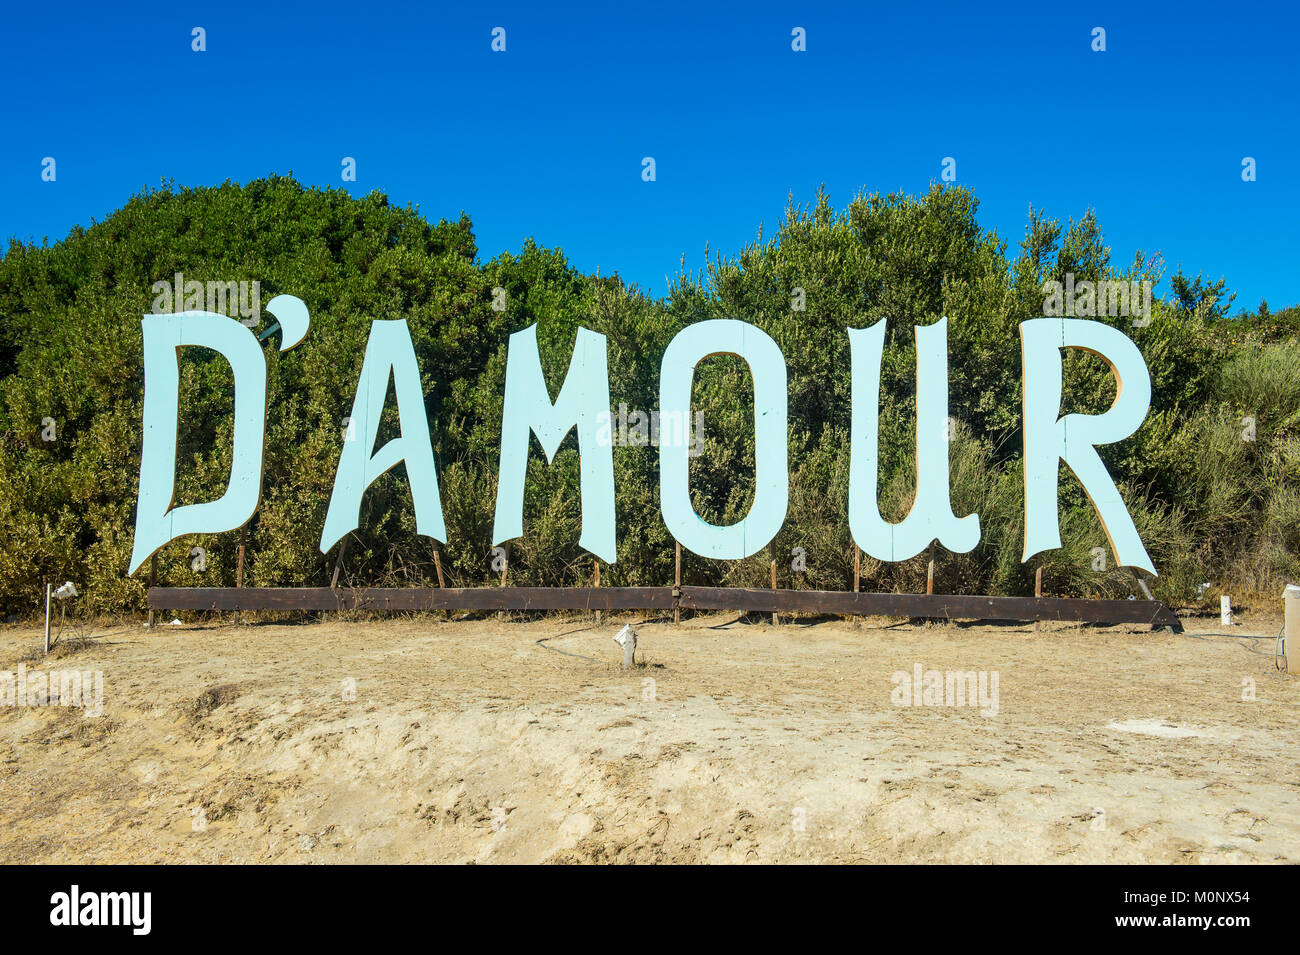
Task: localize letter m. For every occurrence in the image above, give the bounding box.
[492,324,616,562]
[1098,280,1128,318]
[102,893,129,925]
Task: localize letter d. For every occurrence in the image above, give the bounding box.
[128,297,308,574]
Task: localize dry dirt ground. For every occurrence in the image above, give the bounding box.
[0,609,1296,864]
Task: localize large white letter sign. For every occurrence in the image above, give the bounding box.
[848,318,980,561]
[659,319,788,559]
[321,319,447,552]
[130,296,309,574]
[492,324,616,562]
[1020,318,1155,574]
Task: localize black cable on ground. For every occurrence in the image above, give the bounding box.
[1170,624,1284,660]
[535,618,652,664]
[535,625,603,663]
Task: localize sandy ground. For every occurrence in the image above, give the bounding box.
[0,609,1296,864]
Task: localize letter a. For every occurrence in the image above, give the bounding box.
[321,319,446,552]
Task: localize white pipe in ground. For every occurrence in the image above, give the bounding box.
[1285,585,1300,670]
[613,624,637,669]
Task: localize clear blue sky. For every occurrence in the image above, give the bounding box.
[2,0,1295,309]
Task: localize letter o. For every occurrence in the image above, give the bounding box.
[658,319,787,559]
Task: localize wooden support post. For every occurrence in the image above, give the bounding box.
[1034,566,1043,632]
[770,546,779,626]
[673,541,682,625]
[430,545,447,621]
[923,549,937,628]
[147,554,157,628]
[331,536,349,589]
[236,525,247,625]
[851,546,861,628]
[497,545,509,621]
[593,560,602,625]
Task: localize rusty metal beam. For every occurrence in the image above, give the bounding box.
[148,586,673,613]
[678,587,1181,629]
[146,585,1180,629]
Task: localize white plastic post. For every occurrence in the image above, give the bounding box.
[44,583,51,654]
[1284,585,1299,670]
[1220,595,1233,627]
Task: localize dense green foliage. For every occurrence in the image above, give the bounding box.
[0,176,1295,615]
